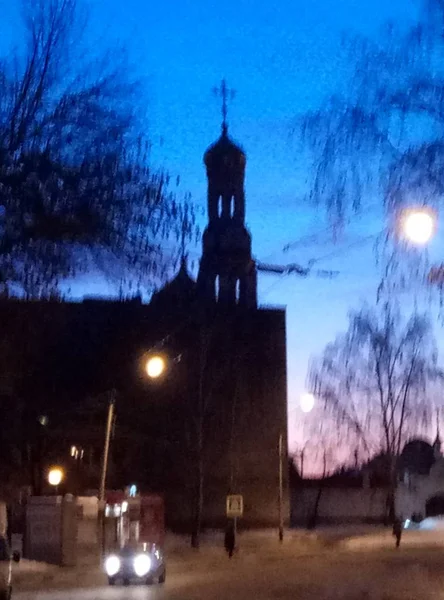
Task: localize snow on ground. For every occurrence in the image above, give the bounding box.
[12,529,323,593]
[341,527,444,551]
[14,526,444,597]
[164,528,321,558]
[15,546,444,600]
[15,560,57,573]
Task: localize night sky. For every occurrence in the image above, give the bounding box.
[2,0,443,458]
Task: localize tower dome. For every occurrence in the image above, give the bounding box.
[204,126,246,171]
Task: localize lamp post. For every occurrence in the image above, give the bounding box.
[399,206,437,245]
[145,355,166,379]
[98,389,116,556]
[396,206,442,285]
[278,434,284,542]
[300,393,315,414]
[48,467,64,495]
[99,390,116,507]
[98,354,166,555]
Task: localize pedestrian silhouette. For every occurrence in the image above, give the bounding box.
[224,522,235,558]
[392,517,403,548]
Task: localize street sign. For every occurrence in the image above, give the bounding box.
[226,494,243,518]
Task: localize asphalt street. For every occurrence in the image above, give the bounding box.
[14,545,444,600]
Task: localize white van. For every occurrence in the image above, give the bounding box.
[0,536,19,600]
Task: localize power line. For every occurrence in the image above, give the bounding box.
[308,232,382,266]
[281,200,383,255]
[258,231,388,301]
[257,230,383,295]
[256,261,339,278]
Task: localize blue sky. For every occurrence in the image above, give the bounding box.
[4,0,442,456]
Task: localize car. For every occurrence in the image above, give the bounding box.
[419,515,444,530]
[104,543,166,586]
[0,536,20,600]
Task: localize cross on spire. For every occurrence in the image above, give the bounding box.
[212,79,236,135]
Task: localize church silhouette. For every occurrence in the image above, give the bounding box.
[0,84,289,531]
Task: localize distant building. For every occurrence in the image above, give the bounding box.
[0,111,289,530]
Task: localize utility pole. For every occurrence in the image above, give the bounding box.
[278,433,284,542]
[98,389,116,556]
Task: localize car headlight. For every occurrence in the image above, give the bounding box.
[133,553,152,577]
[105,555,121,577]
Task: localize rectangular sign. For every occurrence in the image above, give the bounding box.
[226,494,243,518]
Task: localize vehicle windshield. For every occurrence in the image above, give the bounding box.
[119,546,135,557]
[119,542,153,556]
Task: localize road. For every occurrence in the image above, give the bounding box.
[14,544,444,600]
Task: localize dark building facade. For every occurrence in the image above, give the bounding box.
[0,119,288,530]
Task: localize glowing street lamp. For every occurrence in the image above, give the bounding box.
[400,207,437,245]
[300,393,315,414]
[145,355,166,379]
[48,467,64,493]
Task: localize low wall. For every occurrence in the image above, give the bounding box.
[77,496,98,519]
[291,487,387,526]
[76,496,98,548]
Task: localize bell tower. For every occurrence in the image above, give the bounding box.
[197,80,257,307]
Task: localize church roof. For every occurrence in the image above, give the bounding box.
[150,257,197,310]
[203,126,245,167]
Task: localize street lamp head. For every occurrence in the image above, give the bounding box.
[400,207,437,245]
[48,467,64,487]
[145,355,166,379]
[300,393,315,414]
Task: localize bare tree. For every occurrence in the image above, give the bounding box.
[296,0,444,299]
[189,325,212,549]
[293,418,339,528]
[299,1,444,222]
[308,447,332,529]
[166,312,246,548]
[163,318,220,548]
[310,301,442,520]
[188,318,237,548]
[0,0,196,297]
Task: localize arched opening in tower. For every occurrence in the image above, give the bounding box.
[235,279,240,304]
